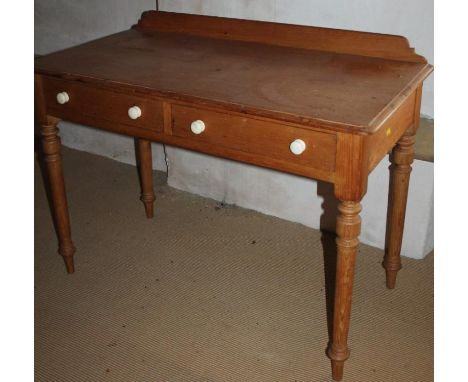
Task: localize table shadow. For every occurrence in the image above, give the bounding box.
[317,181,339,345]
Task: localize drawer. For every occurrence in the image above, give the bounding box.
[42,77,164,132]
[172,105,336,172]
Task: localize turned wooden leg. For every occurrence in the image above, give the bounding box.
[327,201,361,381]
[383,128,416,289]
[40,118,76,273]
[136,138,155,218]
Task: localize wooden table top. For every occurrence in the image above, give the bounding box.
[35,11,432,133]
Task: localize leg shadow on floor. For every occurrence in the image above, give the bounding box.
[317,181,339,346]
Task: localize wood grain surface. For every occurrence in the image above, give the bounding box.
[172,104,337,172]
[35,12,432,133]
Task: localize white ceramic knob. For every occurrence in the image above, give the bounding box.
[289,139,306,155]
[190,120,205,135]
[56,92,69,105]
[128,106,142,120]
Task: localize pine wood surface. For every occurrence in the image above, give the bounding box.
[35,12,432,133]
[171,104,337,172]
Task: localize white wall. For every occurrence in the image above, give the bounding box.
[35,0,434,259]
[35,0,155,54]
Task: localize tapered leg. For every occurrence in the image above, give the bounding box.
[40,118,76,273]
[136,138,155,218]
[383,128,416,289]
[327,201,361,381]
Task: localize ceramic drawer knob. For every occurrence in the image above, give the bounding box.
[56,92,70,105]
[191,120,206,135]
[128,106,142,120]
[290,139,307,155]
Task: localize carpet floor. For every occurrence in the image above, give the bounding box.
[35,147,433,382]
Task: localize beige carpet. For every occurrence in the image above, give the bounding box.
[35,147,433,382]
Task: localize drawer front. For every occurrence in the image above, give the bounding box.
[42,77,164,132]
[172,105,336,172]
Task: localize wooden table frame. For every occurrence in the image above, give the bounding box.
[35,11,432,381]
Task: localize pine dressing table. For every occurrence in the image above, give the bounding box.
[34,11,433,381]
